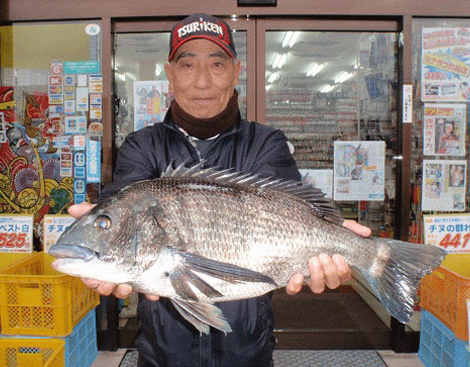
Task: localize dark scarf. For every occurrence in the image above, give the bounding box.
[170,89,239,139]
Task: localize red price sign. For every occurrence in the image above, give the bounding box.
[0,232,28,248]
[439,233,470,249]
[424,214,470,254]
[0,215,34,253]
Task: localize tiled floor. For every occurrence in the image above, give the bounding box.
[91,349,425,367]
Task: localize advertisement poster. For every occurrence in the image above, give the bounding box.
[0,215,34,253]
[134,81,170,131]
[423,103,466,156]
[424,214,470,253]
[333,141,385,201]
[299,169,333,199]
[43,215,76,253]
[422,159,467,211]
[421,27,470,102]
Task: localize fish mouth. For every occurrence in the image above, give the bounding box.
[48,244,97,262]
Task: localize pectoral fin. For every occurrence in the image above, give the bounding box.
[176,250,277,286]
[169,266,223,301]
[170,298,232,335]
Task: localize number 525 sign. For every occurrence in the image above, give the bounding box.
[424,214,470,253]
[0,215,34,253]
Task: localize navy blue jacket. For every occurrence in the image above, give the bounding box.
[101,110,300,367]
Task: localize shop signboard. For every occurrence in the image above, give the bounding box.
[63,61,100,74]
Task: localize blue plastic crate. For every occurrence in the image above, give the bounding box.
[64,309,98,367]
[419,310,470,367]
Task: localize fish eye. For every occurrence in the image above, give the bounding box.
[94,215,112,231]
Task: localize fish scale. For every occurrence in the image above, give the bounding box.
[49,162,446,335]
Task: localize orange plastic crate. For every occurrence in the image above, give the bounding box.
[420,253,470,342]
[0,338,65,367]
[0,252,100,337]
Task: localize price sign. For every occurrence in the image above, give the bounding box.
[424,214,470,253]
[0,215,33,253]
[43,215,76,253]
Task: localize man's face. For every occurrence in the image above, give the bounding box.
[165,39,241,119]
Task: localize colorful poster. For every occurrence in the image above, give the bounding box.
[421,27,470,102]
[299,169,333,199]
[43,214,76,253]
[334,141,385,201]
[422,159,467,211]
[424,214,470,253]
[0,215,34,253]
[134,81,170,131]
[423,103,466,156]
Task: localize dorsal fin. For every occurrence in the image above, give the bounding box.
[162,161,344,225]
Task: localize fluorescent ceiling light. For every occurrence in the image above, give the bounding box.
[282,31,300,48]
[320,84,335,93]
[272,53,287,69]
[282,32,293,48]
[289,32,300,47]
[268,71,280,84]
[306,63,325,77]
[117,73,126,81]
[155,64,162,77]
[335,71,354,84]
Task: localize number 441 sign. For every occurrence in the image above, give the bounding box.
[0,215,34,253]
[424,214,470,253]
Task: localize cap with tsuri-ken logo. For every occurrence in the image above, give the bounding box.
[168,13,237,61]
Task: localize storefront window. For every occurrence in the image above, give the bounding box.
[411,19,470,247]
[265,31,399,236]
[0,21,102,249]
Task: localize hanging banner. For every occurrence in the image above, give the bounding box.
[424,213,470,253]
[423,103,466,156]
[421,27,470,102]
[0,215,34,253]
[43,215,76,253]
[422,159,467,211]
[333,141,385,201]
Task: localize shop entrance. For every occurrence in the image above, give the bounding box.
[111,16,403,350]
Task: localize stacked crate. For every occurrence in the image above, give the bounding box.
[419,253,470,367]
[0,252,100,367]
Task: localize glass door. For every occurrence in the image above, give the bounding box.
[257,19,402,349]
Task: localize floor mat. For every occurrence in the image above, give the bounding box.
[118,349,387,367]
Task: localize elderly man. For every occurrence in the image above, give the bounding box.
[72,13,370,367]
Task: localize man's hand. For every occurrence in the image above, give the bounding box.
[67,202,159,301]
[285,219,372,295]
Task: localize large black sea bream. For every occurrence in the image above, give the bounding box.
[49,163,446,334]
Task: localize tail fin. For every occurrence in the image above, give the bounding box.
[363,239,446,324]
